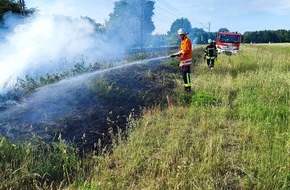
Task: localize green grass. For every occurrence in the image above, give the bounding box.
[0,44,289,189]
[0,136,86,190]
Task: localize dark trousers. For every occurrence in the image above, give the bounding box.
[181,66,191,91]
[207,59,215,68]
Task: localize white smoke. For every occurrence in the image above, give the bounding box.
[0,13,117,91]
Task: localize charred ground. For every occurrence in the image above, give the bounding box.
[0,57,178,151]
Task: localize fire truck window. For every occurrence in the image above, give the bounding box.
[220,35,239,43]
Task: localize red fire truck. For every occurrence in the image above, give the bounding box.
[216,31,242,55]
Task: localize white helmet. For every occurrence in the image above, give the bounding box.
[208,39,213,43]
[178,28,186,35]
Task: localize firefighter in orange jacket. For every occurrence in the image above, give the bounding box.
[170,28,192,93]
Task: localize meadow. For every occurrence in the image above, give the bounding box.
[0,44,289,190]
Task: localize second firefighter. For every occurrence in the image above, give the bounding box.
[204,39,217,70]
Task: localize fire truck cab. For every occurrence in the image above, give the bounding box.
[216,31,242,55]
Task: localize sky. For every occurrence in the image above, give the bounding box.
[24,0,290,34]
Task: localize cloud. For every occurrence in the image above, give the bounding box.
[247,0,290,14]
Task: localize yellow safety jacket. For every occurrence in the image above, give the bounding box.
[179,36,192,67]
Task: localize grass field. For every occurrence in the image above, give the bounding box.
[0,44,289,190]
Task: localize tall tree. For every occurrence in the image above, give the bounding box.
[168,18,192,35]
[0,0,20,19]
[0,0,34,20]
[218,28,229,33]
[106,0,155,48]
[192,27,208,44]
[167,17,192,45]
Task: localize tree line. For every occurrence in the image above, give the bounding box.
[243,30,290,43]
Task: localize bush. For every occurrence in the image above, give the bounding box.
[191,91,220,107]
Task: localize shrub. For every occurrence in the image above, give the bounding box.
[191,91,220,107]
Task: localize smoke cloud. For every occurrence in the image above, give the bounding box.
[0,12,123,91]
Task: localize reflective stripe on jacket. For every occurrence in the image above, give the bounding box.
[179,36,192,67]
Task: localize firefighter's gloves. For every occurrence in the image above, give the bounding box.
[170,53,179,57]
[170,51,182,58]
